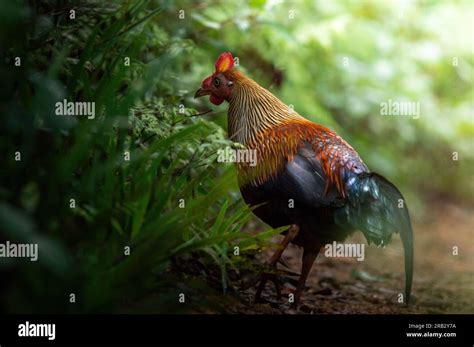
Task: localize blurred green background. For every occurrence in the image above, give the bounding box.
[0,0,472,313]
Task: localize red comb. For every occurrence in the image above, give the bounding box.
[215,52,234,73]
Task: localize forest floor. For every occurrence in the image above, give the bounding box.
[226,200,473,314]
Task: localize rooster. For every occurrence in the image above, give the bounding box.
[195,52,413,309]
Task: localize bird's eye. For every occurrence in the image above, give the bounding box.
[213,78,221,88]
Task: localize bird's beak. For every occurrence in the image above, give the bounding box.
[194,88,210,98]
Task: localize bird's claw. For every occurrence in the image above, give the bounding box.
[254,270,282,303]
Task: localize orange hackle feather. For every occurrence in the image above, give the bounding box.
[236,119,352,199]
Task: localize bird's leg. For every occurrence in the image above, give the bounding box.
[290,247,320,310]
[254,224,299,303]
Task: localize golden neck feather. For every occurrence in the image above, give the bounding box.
[226,72,305,146]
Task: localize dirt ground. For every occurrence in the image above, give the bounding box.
[229,201,474,314]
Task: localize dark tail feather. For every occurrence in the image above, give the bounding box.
[399,209,413,304]
[373,173,413,304]
[336,172,414,304]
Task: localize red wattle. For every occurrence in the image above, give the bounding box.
[210,95,224,105]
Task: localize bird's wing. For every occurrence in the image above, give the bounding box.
[270,141,343,207]
[260,140,366,208]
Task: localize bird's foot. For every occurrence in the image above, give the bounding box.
[254,270,282,303]
[288,289,304,311]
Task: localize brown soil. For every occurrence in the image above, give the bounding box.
[229,201,474,314]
